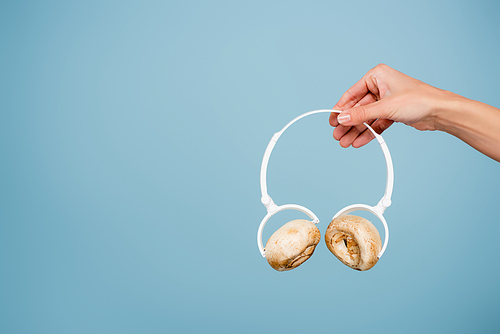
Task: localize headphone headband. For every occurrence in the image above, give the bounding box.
[257,109,394,258]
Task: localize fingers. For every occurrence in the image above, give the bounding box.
[333,123,350,141]
[337,99,388,126]
[334,71,380,110]
[331,64,398,148]
[337,118,394,148]
[351,119,394,148]
[330,92,377,127]
[329,111,341,127]
[338,119,376,148]
[331,69,379,126]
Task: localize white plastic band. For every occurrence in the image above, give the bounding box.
[260,110,337,206]
[258,109,394,259]
[260,110,394,210]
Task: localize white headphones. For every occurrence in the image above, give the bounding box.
[257,109,394,271]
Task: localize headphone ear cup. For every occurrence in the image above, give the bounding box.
[265,219,321,271]
[325,215,382,271]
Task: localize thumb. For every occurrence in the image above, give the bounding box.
[337,100,387,126]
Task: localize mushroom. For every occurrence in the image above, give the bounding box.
[265,219,321,271]
[325,215,382,271]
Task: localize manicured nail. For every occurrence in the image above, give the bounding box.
[337,113,351,124]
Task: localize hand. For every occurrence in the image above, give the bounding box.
[330,64,454,148]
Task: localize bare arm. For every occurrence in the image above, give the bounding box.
[435,96,500,162]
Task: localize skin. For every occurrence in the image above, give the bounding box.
[330,64,500,162]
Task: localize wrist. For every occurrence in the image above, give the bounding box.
[432,91,471,135]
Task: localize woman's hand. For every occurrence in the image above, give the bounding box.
[330,64,500,162]
[330,64,455,148]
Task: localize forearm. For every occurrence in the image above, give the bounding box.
[435,92,500,162]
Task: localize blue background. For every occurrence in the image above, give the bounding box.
[1,1,500,333]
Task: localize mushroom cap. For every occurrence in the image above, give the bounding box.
[265,219,321,272]
[325,215,382,271]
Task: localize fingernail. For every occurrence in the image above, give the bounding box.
[337,113,351,124]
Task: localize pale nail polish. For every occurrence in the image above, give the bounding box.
[337,113,351,124]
